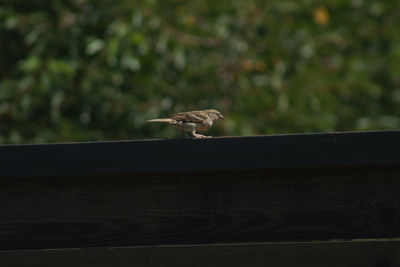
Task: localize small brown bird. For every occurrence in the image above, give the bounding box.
[146,109,224,138]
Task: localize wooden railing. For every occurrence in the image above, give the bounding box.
[1,131,400,266]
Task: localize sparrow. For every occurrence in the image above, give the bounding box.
[146,109,224,138]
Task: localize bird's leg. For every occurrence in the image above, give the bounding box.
[181,123,197,138]
[190,130,202,138]
[193,133,211,138]
[192,130,211,138]
[181,122,211,138]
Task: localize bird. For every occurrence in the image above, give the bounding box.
[146,109,224,138]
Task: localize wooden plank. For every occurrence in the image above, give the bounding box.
[1,166,400,250]
[0,130,400,178]
[1,240,399,267]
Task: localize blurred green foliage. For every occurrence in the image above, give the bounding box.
[1,0,400,143]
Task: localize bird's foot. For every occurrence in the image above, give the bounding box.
[193,134,211,138]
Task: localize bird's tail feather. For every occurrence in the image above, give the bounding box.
[146,118,177,124]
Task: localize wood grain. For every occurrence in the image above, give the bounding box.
[1,166,400,250]
[1,240,399,267]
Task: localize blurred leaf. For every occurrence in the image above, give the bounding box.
[1,0,400,144]
[86,39,104,55]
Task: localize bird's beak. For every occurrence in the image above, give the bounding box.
[220,115,224,120]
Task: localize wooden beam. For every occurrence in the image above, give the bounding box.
[1,240,399,267]
[1,166,400,250]
[1,131,400,250]
[1,130,400,178]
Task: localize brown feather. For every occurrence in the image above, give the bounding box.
[146,118,177,124]
[169,110,209,123]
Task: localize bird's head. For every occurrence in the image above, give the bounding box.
[206,109,224,121]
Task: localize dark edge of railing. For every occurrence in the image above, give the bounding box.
[0,130,399,178]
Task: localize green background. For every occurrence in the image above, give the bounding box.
[1,0,399,143]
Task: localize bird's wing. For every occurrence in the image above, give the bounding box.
[169,110,208,123]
